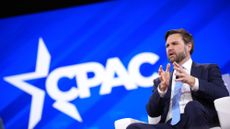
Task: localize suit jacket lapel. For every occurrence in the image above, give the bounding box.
[191,62,201,78]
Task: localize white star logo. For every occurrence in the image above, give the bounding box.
[4,37,82,129]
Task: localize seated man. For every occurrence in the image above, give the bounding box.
[127,28,229,129]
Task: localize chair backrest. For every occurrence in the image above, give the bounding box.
[214,96,230,129]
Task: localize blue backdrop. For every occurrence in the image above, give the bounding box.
[1,0,230,129]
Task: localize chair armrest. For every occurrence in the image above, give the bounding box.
[114,118,146,129]
[214,96,230,129]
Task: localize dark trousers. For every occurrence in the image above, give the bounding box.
[127,101,212,129]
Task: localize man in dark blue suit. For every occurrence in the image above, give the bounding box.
[127,28,229,129]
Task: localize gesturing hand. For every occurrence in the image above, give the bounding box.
[173,62,195,87]
[158,63,171,91]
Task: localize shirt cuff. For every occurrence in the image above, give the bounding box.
[157,85,168,97]
[191,77,199,91]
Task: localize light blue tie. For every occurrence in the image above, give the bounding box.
[171,81,182,125]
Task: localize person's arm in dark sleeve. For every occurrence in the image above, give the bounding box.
[196,64,229,101]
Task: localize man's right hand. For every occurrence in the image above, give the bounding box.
[158,63,171,92]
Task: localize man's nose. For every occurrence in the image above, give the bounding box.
[167,46,174,52]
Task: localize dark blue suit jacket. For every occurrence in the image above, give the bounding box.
[146,62,229,126]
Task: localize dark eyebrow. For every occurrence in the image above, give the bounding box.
[172,41,178,45]
[165,41,179,48]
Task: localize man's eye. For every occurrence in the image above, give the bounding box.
[172,42,177,45]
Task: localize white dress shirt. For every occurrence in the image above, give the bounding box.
[157,58,199,122]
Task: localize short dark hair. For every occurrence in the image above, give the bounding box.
[165,28,194,54]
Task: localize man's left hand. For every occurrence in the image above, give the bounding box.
[173,62,195,87]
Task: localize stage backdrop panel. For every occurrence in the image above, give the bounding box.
[0,0,230,129]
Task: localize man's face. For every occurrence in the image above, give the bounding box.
[165,33,189,63]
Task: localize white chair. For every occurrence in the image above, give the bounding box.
[114,96,230,129]
[214,96,230,129]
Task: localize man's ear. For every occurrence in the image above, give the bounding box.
[187,42,192,53]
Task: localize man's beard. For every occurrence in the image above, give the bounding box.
[168,47,187,63]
